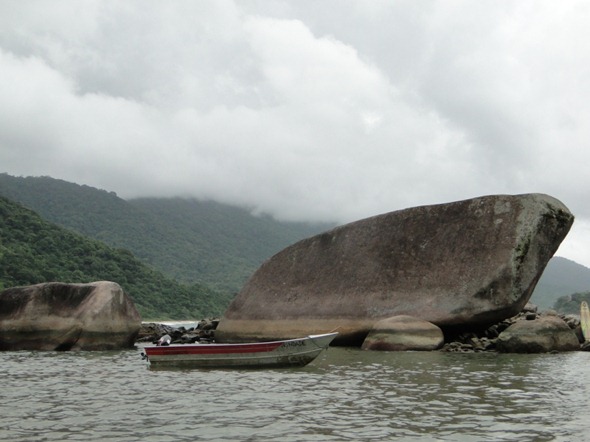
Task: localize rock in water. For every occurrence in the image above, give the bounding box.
[496,316,580,353]
[0,281,142,351]
[215,194,573,344]
[361,315,444,351]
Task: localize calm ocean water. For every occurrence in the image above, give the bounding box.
[1,346,589,441]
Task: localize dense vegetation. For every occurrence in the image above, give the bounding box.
[2,173,590,315]
[0,196,232,320]
[0,173,331,294]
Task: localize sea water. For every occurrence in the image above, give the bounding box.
[1,347,589,441]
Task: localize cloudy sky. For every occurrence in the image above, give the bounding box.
[1,1,589,267]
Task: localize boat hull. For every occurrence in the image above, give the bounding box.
[142,333,338,368]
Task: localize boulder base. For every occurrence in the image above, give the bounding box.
[216,194,573,345]
[0,281,141,351]
[496,316,580,353]
[361,315,444,351]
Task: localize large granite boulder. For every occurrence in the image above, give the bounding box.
[496,315,580,353]
[215,194,573,345]
[0,281,141,351]
[361,315,444,351]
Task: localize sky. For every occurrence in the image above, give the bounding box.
[1,1,589,268]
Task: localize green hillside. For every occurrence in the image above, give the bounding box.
[0,196,232,320]
[128,197,331,293]
[530,256,590,309]
[0,173,331,294]
[3,173,589,315]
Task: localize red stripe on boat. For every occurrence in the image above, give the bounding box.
[145,342,284,356]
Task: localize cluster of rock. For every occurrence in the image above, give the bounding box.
[440,304,587,353]
[136,318,219,345]
[141,306,589,354]
[358,302,589,355]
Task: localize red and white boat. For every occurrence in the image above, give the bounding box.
[141,332,338,368]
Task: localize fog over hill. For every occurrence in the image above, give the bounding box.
[0,173,330,294]
[2,173,589,311]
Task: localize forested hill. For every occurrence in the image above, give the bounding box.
[530,257,590,308]
[0,196,232,319]
[0,173,331,294]
[2,173,589,313]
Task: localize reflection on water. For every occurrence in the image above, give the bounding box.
[1,347,589,441]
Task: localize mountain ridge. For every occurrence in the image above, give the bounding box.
[0,173,331,294]
[530,256,590,308]
[2,172,589,312]
[0,195,231,319]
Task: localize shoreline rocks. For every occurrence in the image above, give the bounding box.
[441,305,588,353]
[496,315,579,353]
[137,318,219,345]
[143,305,589,354]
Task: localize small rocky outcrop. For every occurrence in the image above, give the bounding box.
[137,318,219,344]
[441,304,585,353]
[216,194,573,344]
[0,281,141,351]
[361,315,444,351]
[496,315,580,353]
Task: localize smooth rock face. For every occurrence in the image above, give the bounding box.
[496,316,580,353]
[216,194,573,344]
[361,315,444,351]
[0,281,142,351]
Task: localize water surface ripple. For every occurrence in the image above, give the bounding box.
[1,347,589,441]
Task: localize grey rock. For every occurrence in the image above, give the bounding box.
[0,281,141,351]
[361,315,444,351]
[496,316,580,353]
[216,194,573,344]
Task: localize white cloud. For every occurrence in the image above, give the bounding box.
[1,1,590,267]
